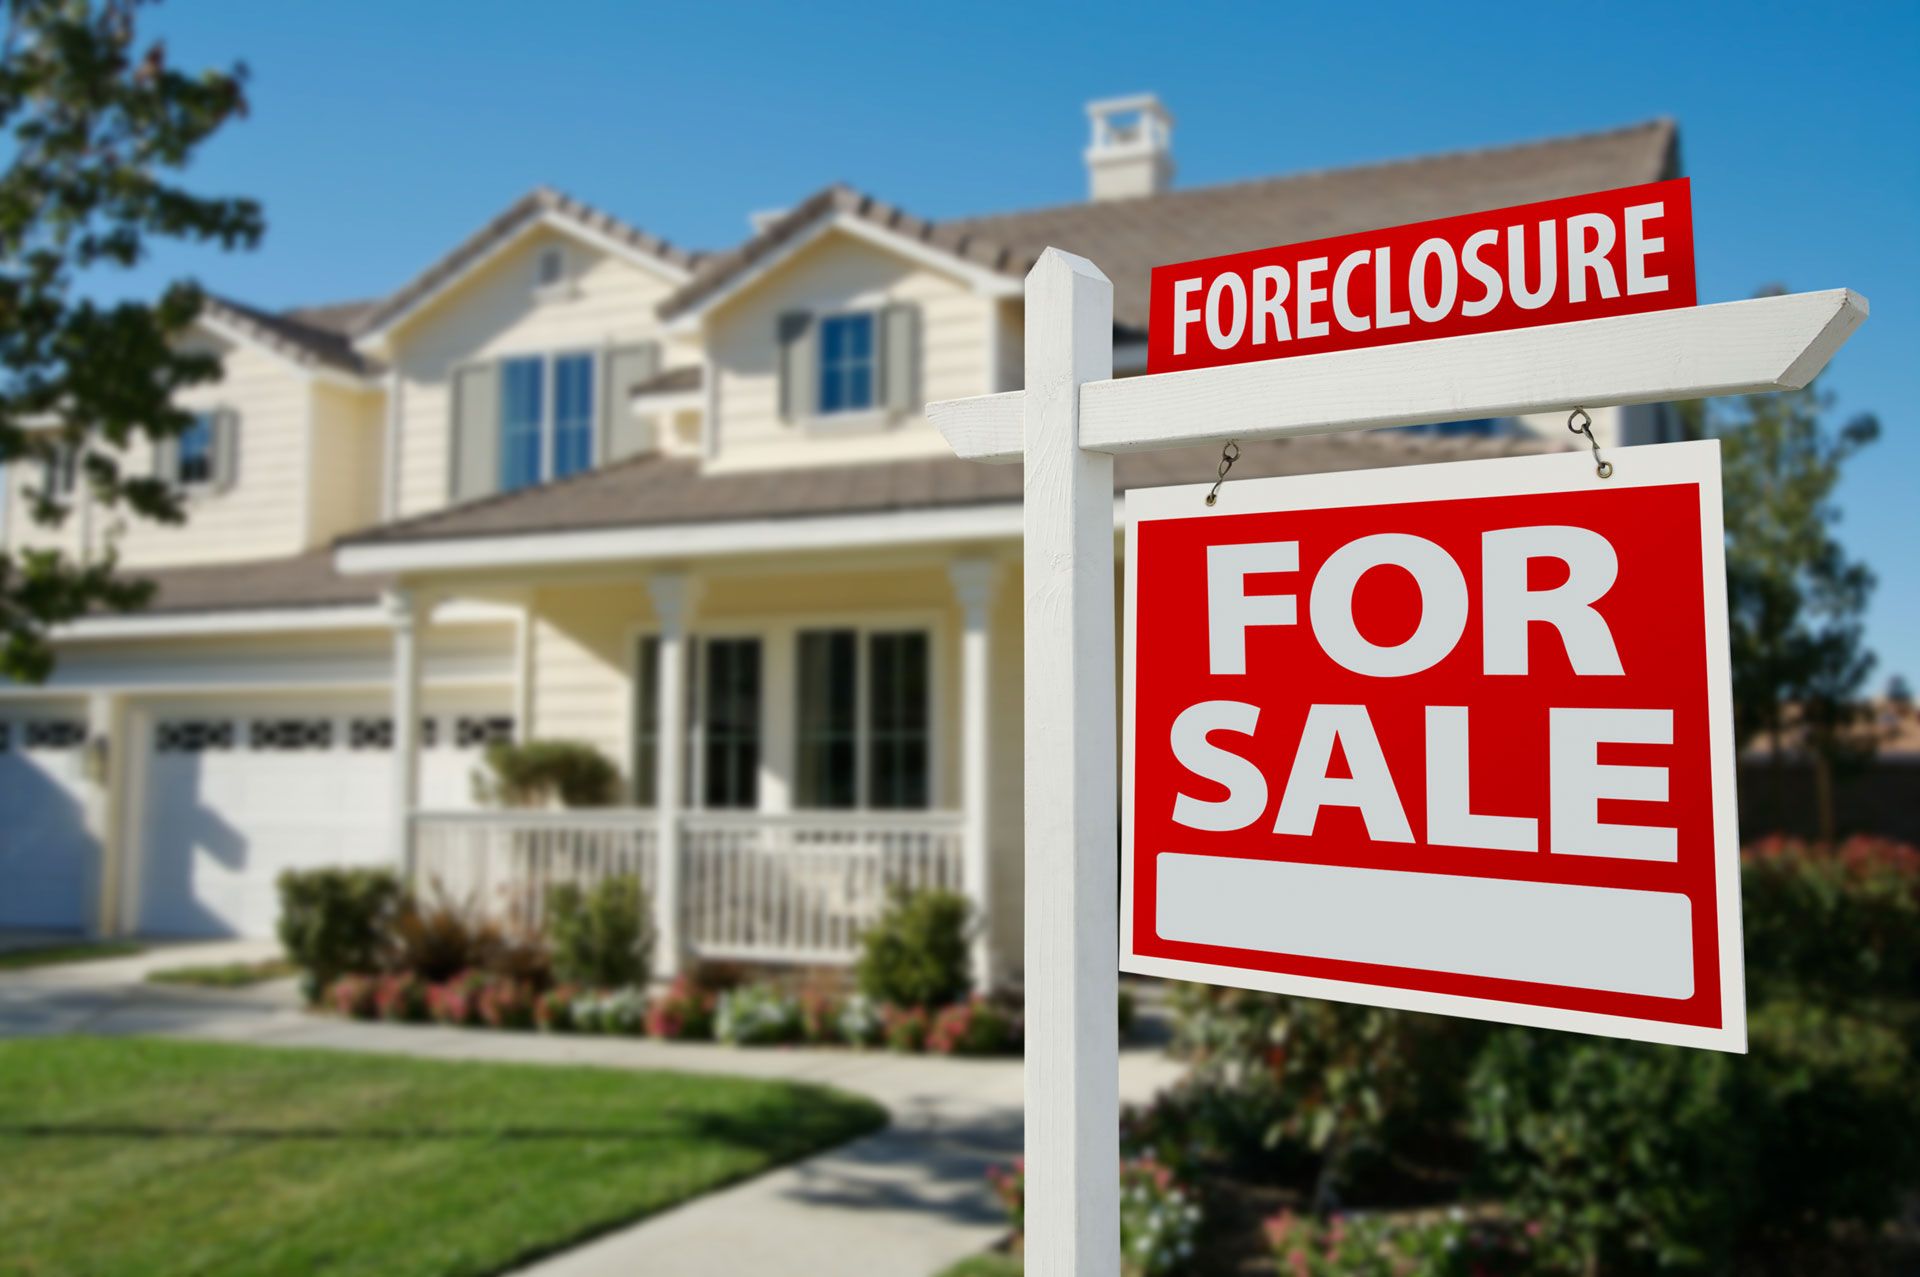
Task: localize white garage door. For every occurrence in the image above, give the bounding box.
[136,697,509,938]
[0,708,93,931]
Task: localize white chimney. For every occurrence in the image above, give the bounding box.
[1085,94,1174,201]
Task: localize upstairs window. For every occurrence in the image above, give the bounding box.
[178,412,216,486]
[40,445,78,502]
[553,353,595,479]
[817,313,875,414]
[497,351,594,492]
[500,357,545,492]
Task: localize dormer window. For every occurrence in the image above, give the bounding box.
[818,312,876,414]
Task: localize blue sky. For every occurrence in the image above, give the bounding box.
[96,1,1920,685]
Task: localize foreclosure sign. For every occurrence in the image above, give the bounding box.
[1147,179,1696,374]
[1120,444,1745,1051]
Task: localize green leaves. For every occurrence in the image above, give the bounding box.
[0,0,260,682]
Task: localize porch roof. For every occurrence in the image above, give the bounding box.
[129,546,389,615]
[337,430,1546,554]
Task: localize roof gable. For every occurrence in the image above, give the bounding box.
[198,294,380,381]
[353,187,707,351]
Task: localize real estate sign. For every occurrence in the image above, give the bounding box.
[1120,444,1746,1051]
[1147,179,1696,373]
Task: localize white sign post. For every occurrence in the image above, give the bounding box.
[928,247,1865,1276]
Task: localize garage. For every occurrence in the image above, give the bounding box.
[0,704,94,932]
[134,695,509,938]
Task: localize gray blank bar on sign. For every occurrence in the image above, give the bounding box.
[1156,854,1694,999]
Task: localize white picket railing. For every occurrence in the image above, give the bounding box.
[681,811,967,963]
[409,808,966,963]
[410,810,660,933]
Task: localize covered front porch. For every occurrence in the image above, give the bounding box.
[375,546,1022,985]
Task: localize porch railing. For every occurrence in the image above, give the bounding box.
[409,808,966,964]
[410,810,660,933]
[681,810,966,963]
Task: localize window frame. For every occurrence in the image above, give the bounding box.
[497,349,598,492]
[177,410,219,490]
[815,310,878,417]
[628,611,943,815]
[793,622,936,813]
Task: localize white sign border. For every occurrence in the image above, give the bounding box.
[1120,440,1747,1053]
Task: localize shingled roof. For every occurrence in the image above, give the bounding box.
[130,547,389,615]
[661,118,1679,334]
[342,430,1545,550]
[201,294,383,378]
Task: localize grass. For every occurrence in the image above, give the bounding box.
[0,1037,886,1277]
[146,958,297,988]
[0,940,143,971]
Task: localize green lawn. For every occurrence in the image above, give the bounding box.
[145,958,296,988]
[0,1037,886,1277]
[937,1256,1023,1276]
[0,940,143,971]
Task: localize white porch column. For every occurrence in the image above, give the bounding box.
[386,589,422,881]
[649,573,698,979]
[82,692,123,937]
[949,557,1002,990]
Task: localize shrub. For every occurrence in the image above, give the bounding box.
[477,977,536,1029]
[546,875,652,989]
[579,986,648,1035]
[428,970,489,1026]
[798,987,841,1044]
[374,972,428,1023]
[476,739,619,808]
[880,1003,930,1052]
[1741,835,1920,1004]
[836,992,883,1046]
[855,888,972,1009]
[1467,999,1919,1274]
[1167,980,1465,1196]
[715,983,803,1046]
[926,996,1020,1055]
[1265,1209,1537,1277]
[387,886,503,985]
[328,973,379,1019]
[644,975,714,1040]
[986,1156,1201,1277]
[535,984,580,1032]
[276,867,401,1001]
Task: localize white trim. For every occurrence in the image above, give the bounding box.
[355,207,692,355]
[52,599,518,643]
[381,367,403,521]
[929,288,1871,463]
[1119,441,1746,1053]
[334,501,1025,577]
[664,210,1021,335]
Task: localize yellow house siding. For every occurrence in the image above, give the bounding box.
[390,229,682,520]
[526,582,648,782]
[706,229,995,471]
[305,382,385,545]
[4,336,315,570]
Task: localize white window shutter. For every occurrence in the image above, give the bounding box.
[602,343,662,462]
[212,409,240,492]
[450,361,499,502]
[777,311,815,423]
[880,303,919,416]
[152,434,180,487]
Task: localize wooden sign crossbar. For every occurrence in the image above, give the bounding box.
[926,248,1866,1276]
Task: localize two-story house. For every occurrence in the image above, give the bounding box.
[0,102,1682,985]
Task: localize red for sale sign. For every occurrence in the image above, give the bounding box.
[1121,443,1745,1050]
[1147,179,1696,374]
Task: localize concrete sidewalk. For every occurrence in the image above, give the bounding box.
[1,946,1182,1276]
